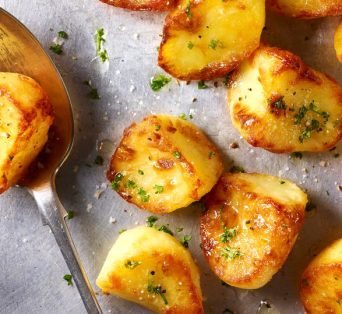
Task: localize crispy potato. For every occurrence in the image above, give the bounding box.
[300,238,342,314]
[99,0,176,11]
[0,72,54,194]
[335,21,342,63]
[107,115,223,214]
[96,226,204,313]
[267,0,342,19]
[158,0,265,80]
[200,172,307,289]
[228,45,342,153]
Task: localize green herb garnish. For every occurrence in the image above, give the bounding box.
[67,211,75,220]
[158,225,174,235]
[176,227,184,233]
[95,28,109,62]
[220,247,242,260]
[150,74,171,91]
[125,260,142,269]
[49,43,63,55]
[146,215,159,227]
[180,235,192,248]
[63,274,73,286]
[184,2,192,19]
[155,125,161,131]
[220,227,237,243]
[179,113,187,120]
[58,31,68,39]
[187,41,194,49]
[208,151,216,159]
[119,229,127,234]
[125,180,137,189]
[138,169,144,175]
[88,88,100,100]
[208,39,224,50]
[147,282,168,305]
[138,188,150,202]
[290,152,303,159]
[198,80,208,89]
[154,185,164,194]
[173,151,181,159]
[111,173,124,191]
[230,166,245,173]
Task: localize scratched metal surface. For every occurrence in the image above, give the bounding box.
[0,1,341,313]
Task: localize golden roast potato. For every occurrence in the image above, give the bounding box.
[335,20,342,63]
[228,45,342,153]
[96,226,204,313]
[158,0,265,80]
[99,0,176,11]
[0,72,54,194]
[107,115,223,214]
[267,0,342,19]
[200,172,307,289]
[300,238,342,314]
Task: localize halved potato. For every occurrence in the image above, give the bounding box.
[96,226,204,313]
[267,0,342,19]
[200,172,307,289]
[158,0,265,80]
[107,115,223,214]
[228,45,342,153]
[0,72,54,194]
[300,238,342,314]
[99,0,176,11]
[335,20,342,63]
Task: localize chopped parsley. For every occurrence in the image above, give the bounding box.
[49,44,63,55]
[179,113,187,120]
[208,151,216,159]
[158,225,174,236]
[67,211,75,220]
[138,188,150,202]
[146,216,159,227]
[184,2,192,19]
[198,80,208,89]
[147,282,168,305]
[271,97,286,110]
[95,28,109,62]
[180,235,192,248]
[220,227,237,243]
[58,31,68,39]
[187,41,194,49]
[125,180,137,189]
[294,105,309,125]
[94,155,104,165]
[111,173,124,191]
[150,74,171,91]
[223,74,231,86]
[280,181,285,184]
[176,227,184,233]
[155,125,161,131]
[208,39,224,50]
[153,185,164,194]
[138,169,144,175]
[299,119,320,143]
[173,151,181,159]
[63,274,73,286]
[125,260,142,269]
[230,166,245,173]
[119,229,127,234]
[88,87,100,100]
[290,152,303,159]
[220,247,242,260]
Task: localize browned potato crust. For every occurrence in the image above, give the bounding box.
[107,115,223,214]
[0,73,54,194]
[300,238,342,314]
[158,0,265,80]
[200,173,307,289]
[100,0,176,11]
[228,45,342,153]
[96,226,204,313]
[335,20,342,63]
[267,0,342,19]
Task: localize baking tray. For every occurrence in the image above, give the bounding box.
[0,1,341,313]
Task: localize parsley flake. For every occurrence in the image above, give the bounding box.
[138,169,144,175]
[230,166,245,173]
[119,229,127,234]
[180,235,192,248]
[63,274,73,286]
[150,74,171,91]
[198,80,208,89]
[158,225,174,235]
[173,151,181,159]
[49,43,63,55]
[125,180,137,189]
[220,246,242,260]
[184,2,192,19]
[67,211,75,220]
[146,215,159,227]
[208,39,224,50]
[138,188,150,202]
[111,173,124,191]
[58,31,68,39]
[290,152,303,159]
[147,282,168,305]
[125,260,142,269]
[95,28,109,62]
[154,185,164,194]
[220,227,237,243]
[187,41,194,49]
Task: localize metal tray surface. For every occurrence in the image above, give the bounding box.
[0,1,341,313]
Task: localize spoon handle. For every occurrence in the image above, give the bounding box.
[32,184,102,314]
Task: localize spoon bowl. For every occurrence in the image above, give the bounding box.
[0,8,101,314]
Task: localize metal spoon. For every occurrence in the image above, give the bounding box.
[0,9,102,314]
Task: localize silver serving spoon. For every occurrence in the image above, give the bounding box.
[0,9,102,314]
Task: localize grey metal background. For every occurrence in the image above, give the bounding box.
[0,1,341,313]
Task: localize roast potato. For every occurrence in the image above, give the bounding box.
[96,226,204,313]
[0,72,54,194]
[158,0,265,80]
[228,45,342,153]
[300,238,342,314]
[107,115,223,214]
[99,0,176,11]
[335,20,342,63]
[200,172,307,289]
[267,0,342,19]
